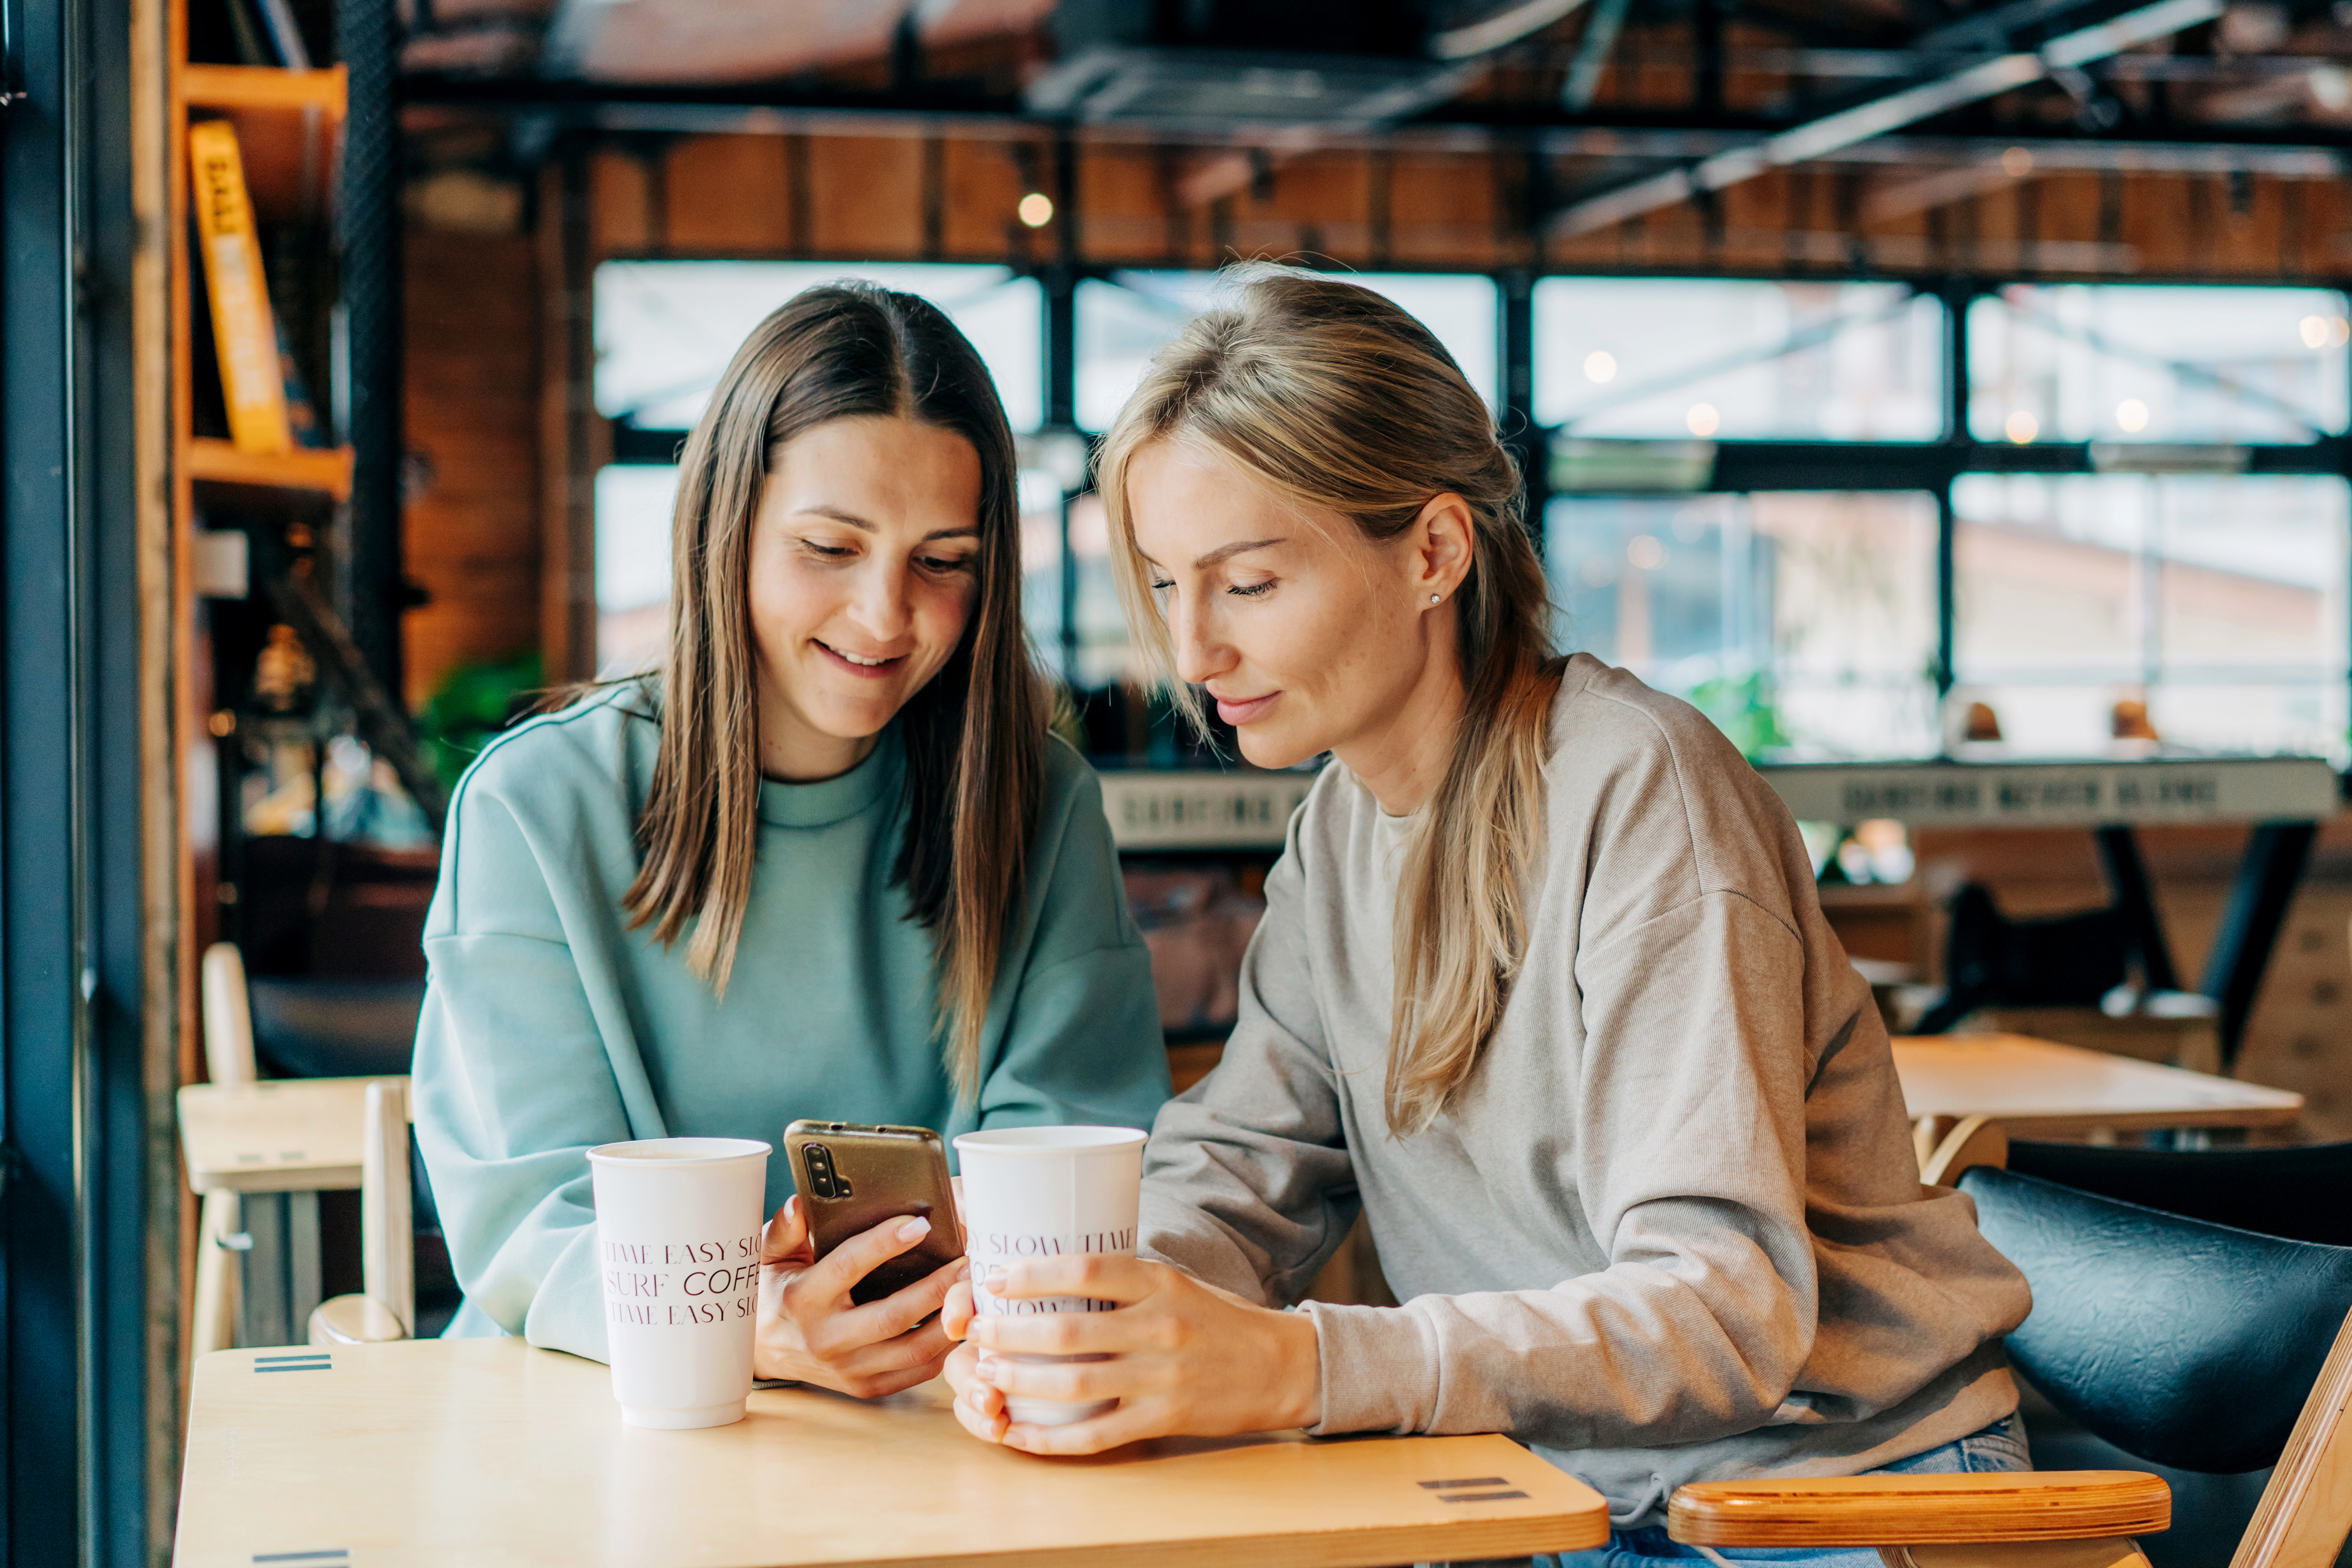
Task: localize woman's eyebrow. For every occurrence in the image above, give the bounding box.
[793,505,874,531]
[792,506,976,543]
[1194,536,1287,569]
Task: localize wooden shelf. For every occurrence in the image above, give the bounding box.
[183,64,345,222]
[183,64,347,119]
[189,438,353,502]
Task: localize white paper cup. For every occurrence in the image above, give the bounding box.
[953,1125,1147,1427]
[587,1137,771,1429]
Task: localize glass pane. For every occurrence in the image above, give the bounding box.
[1018,467,1068,674]
[594,464,678,677]
[1534,279,1945,440]
[1075,269,1499,432]
[1066,492,1138,688]
[1545,491,1939,758]
[594,261,1044,433]
[1952,472,2349,756]
[1967,284,2350,444]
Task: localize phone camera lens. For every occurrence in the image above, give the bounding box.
[806,1143,840,1200]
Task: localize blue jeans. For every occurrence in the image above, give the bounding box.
[1532,1415,2035,1568]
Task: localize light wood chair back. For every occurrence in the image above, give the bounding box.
[200,941,257,1087]
[192,941,259,1357]
[1921,1113,2009,1188]
[306,1077,414,1345]
[2229,1304,2352,1568]
[190,1190,244,1357]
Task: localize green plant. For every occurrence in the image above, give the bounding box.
[418,652,545,794]
[1684,669,1791,760]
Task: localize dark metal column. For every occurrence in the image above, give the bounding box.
[337,0,404,698]
[3,0,152,1554]
[2093,825,2180,992]
[1499,268,1543,550]
[1043,131,1081,684]
[2202,821,2319,1070]
[1936,284,1972,701]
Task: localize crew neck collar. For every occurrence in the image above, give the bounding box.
[757,724,902,828]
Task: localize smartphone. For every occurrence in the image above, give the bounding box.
[783,1120,966,1306]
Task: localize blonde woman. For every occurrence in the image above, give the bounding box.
[414,284,1168,1396]
[943,272,2031,1564]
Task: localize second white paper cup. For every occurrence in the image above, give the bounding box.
[588,1137,770,1429]
[953,1125,1147,1427]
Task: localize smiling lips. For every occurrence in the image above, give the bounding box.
[1214,691,1278,725]
[815,639,907,679]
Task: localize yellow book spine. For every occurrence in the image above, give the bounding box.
[188,119,293,456]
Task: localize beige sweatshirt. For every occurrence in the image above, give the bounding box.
[1139,654,2031,1526]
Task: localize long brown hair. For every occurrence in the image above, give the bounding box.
[625,283,1048,1093]
[1098,268,1561,1134]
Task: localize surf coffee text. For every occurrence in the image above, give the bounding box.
[602,1231,761,1327]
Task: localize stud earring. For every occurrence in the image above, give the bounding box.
[1430,593,1442,603]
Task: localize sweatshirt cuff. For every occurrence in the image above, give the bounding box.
[1298,1299,1440,1435]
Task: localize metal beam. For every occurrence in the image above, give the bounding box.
[1561,0,1634,110]
[1547,0,2225,238]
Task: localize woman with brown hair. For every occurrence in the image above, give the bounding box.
[413,283,1167,1396]
[942,269,2032,1564]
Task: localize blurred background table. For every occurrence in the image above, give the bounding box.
[177,1075,394,1348]
[1892,1032,2305,1143]
[175,1339,1610,1568]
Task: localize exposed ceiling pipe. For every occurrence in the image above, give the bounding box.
[1546,0,2224,238]
[1561,0,1633,109]
[1429,0,1592,60]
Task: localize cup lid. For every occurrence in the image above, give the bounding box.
[952,1125,1148,1156]
[586,1137,772,1166]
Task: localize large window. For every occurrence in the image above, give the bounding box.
[1534,279,1945,440]
[594,261,1044,431]
[1951,472,2350,757]
[590,264,2352,765]
[1968,285,2350,445]
[1545,492,1942,758]
[1075,269,1500,431]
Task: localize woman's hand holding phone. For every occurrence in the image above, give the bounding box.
[937,1254,1322,1454]
[753,1196,969,1397]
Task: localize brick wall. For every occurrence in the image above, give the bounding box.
[401,224,541,711]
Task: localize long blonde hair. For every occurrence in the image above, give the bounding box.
[1098,269,1562,1134]
[624,283,1048,1094]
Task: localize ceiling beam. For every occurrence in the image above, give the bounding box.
[1545,0,2224,238]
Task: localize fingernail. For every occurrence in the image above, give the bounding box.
[897,1216,931,1243]
[957,1260,971,1280]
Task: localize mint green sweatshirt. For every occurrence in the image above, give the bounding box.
[412,685,1170,1360]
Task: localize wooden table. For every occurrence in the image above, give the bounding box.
[176,1339,1610,1568]
[1892,1033,2304,1141]
[177,1075,399,1348]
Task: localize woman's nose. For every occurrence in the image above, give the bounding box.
[846,562,913,641]
[1170,595,1229,686]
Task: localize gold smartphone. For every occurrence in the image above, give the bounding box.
[782,1120,966,1306]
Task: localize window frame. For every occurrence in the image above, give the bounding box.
[605,263,2352,749]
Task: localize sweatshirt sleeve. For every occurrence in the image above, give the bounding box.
[1137,835,1360,1307]
[974,758,1171,1135]
[1300,766,1826,1451]
[410,763,631,1364]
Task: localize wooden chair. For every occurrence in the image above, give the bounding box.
[1670,1129,2352,1568]
[191,942,256,1357]
[306,1077,413,1345]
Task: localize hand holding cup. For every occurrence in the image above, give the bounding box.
[940,1254,1322,1454]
